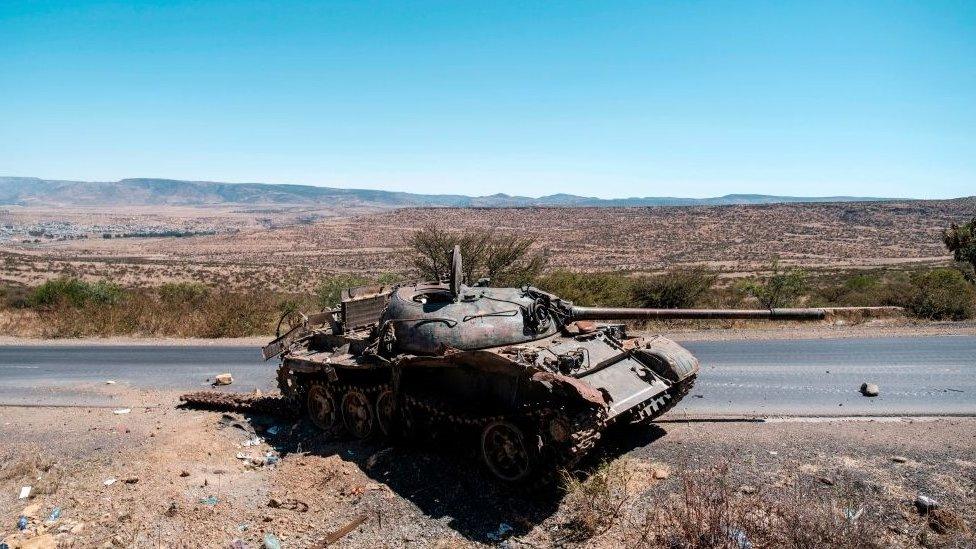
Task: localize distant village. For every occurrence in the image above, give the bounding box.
[0,216,223,244]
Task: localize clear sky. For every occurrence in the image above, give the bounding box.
[1,1,974,199]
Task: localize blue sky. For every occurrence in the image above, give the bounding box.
[1,1,974,199]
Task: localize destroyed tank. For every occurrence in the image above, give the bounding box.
[260,247,845,482]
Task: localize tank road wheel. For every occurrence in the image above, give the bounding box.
[375,389,396,437]
[306,383,339,432]
[341,389,376,439]
[480,421,536,483]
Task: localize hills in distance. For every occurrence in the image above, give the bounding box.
[0,176,897,209]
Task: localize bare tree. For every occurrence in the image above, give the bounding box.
[405,224,547,286]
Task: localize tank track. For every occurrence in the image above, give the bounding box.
[180,374,696,485]
[178,391,292,415]
[626,374,698,425]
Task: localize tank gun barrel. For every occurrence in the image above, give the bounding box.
[568,306,902,321]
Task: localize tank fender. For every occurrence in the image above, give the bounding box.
[530,371,608,407]
[634,336,700,382]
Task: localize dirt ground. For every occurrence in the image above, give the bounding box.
[0,385,973,548]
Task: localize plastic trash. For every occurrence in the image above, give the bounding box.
[103,478,117,486]
[242,437,262,447]
[105,380,117,385]
[915,494,940,512]
[112,408,131,415]
[263,533,282,549]
[487,523,514,541]
[845,507,864,523]
[200,495,218,506]
[17,516,28,530]
[47,507,62,522]
[18,486,31,499]
[266,425,281,436]
[726,526,753,549]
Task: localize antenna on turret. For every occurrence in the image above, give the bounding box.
[449,245,462,299]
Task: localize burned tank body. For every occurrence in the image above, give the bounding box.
[262,248,851,482]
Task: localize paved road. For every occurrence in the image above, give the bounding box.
[0,336,973,416]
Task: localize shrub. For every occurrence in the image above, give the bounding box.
[630,266,717,308]
[30,278,123,308]
[559,460,634,541]
[943,217,976,272]
[904,268,976,320]
[813,273,885,307]
[535,271,632,307]
[739,262,807,308]
[158,282,210,305]
[316,274,370,309]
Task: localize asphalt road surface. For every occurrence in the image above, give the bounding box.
[0,336,973,416]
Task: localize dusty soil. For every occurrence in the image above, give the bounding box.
[0,386,973,548]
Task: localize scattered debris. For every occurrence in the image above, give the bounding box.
[726,526,753,549]
[179,470,190,477]
[845,507,863,523]
[316,514,367,547]
[652,468,669,480]
[860,383,880,397]
[914,494,940,513]
[112,408,131,415]
[366,447,393,469]
[263,533,282,549]
[236,451,280,467]
[19,486,32,499]
[103,478,117,486]
[740,485,757,495]
[165,502,178,517]
[105,380,117,385]
[818,476,834,486]
[768,451,779,456]
[200,495,219,506]
[17,516,28,530]
[242,436,263,447]
[213,373,234,386]
[487,522,514,541]
[265,425,281,436]
[46,507,61,522]
[123,476,139,484]
[891,455,908,463]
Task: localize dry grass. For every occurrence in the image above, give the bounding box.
[559,460,638,541]
[0,452,62,495]
[555,459,975,549]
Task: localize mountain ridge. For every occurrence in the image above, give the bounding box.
[0,176,903,208]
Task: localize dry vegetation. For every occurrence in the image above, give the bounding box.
[2,198,975,337]
[3,198,974,292]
